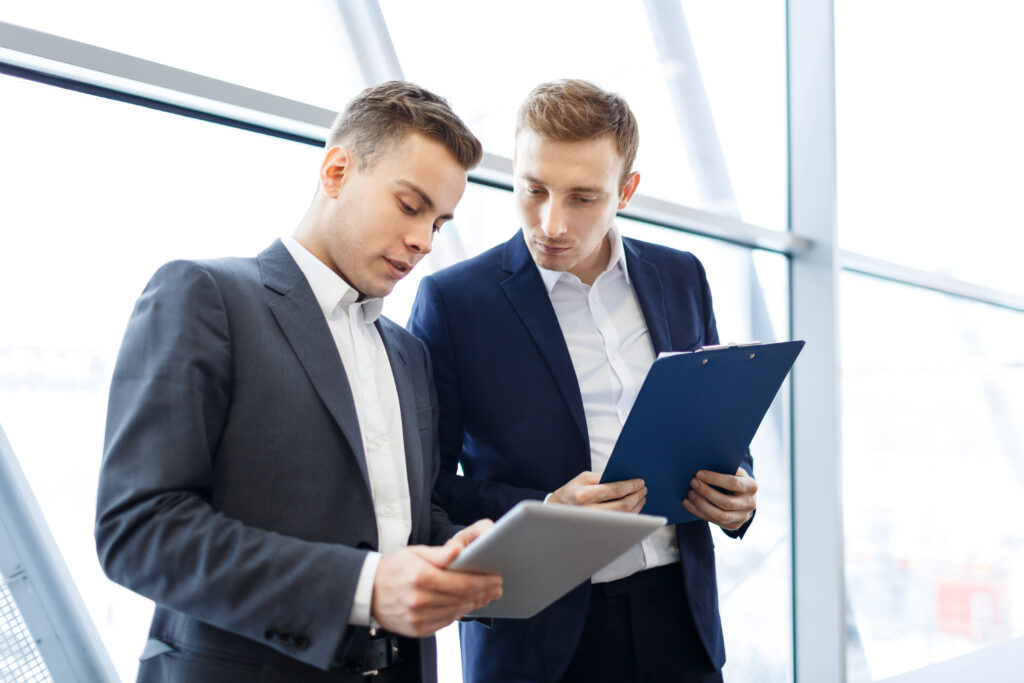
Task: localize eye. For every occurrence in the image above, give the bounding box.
[399,201,417,215]
[526,187,546,196]
[574,195,595,204]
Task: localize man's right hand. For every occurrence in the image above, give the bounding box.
[547,471,647,512]
[371,541,502,638]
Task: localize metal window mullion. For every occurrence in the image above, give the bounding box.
[334,0,404,84]
[641,0,739,216]
[0,21,335,140]
[841,251,1024,314]
[0,424,119,682]
[788,0,846,681]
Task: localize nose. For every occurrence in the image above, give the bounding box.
[405,219,434,256]
[541,200,567,238]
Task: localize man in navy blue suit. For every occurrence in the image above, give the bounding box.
[407,80,758,682]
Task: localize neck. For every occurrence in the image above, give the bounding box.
[569,233,612,286]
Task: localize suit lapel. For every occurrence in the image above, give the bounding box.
[259,240,372,493]
[375,318,424,520]
[499,234,588,445]
[624,238,674,354]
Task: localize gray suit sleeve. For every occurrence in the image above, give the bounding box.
[417,335,465,546]
[95,261,367,671]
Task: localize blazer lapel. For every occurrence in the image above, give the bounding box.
[624,238,674,354]
[499,233,588,445]
[259,240,372,493]
[375,318,424,520]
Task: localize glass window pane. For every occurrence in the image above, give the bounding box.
[841,273,1024,681]
[3,0,365,111]
[0,73,322,681]
[836,1,1024,295]
[380,0,788,230]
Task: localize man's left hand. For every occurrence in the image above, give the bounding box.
[445,519,494,555]
[682,467,757,531]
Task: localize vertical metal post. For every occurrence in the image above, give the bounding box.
[788,0,846,681]
[0,424,119,682]
[641,0,738,216]
[334,0,404,84]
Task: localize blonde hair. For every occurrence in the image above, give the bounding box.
[516,79,639,184]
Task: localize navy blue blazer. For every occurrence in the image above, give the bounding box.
[408,231,753,682]
[96,240,459,681]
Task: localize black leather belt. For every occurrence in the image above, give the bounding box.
[343,628,403,677]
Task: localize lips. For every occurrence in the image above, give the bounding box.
[384,257,413,279]
[536,241,571,255]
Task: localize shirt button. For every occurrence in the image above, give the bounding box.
[373,436,388,448]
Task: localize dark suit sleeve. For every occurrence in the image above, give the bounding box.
[415,336,467,545]
[693,255,756,540]
[95,261,368,671]
[408,277,550,524]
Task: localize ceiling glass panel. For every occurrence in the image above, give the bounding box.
[3,0,366,111]
[380,0,788,230]
[836,1,1024,296]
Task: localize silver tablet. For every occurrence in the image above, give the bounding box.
[449,501,666,618]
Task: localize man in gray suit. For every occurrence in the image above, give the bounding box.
[95,81,502,682]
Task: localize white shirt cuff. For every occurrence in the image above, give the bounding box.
[348,551,382,627]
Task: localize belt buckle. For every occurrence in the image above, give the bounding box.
[360,628,399,676]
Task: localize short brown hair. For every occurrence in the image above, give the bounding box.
[516,79,639,184]
[327,81,482,170]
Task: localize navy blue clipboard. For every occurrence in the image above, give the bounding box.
[601,340,804,524]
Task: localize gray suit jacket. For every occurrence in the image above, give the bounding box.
[96,239,458,681]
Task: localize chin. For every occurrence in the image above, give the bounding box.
[368,283,396,299]
[535,254,571,272]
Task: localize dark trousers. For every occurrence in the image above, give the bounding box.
[561,563,723,683]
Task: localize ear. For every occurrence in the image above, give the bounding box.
[618,171,641,210]
[319,146,354,198]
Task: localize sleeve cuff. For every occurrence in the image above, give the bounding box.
[348,551,382,627]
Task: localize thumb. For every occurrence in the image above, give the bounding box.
[411,543,460,569]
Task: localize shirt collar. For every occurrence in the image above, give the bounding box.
[535,223,630,293]
[281,236,384,323]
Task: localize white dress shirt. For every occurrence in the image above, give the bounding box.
[283,237,411,626]
[535,225,680,583]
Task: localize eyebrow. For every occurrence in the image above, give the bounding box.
[397,180,454,221]
[520,174,606,195]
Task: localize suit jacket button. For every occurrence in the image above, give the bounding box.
[264,628,279,642]
[279,632,293,645]
[356,541,372,550]
[294,636,310,650]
